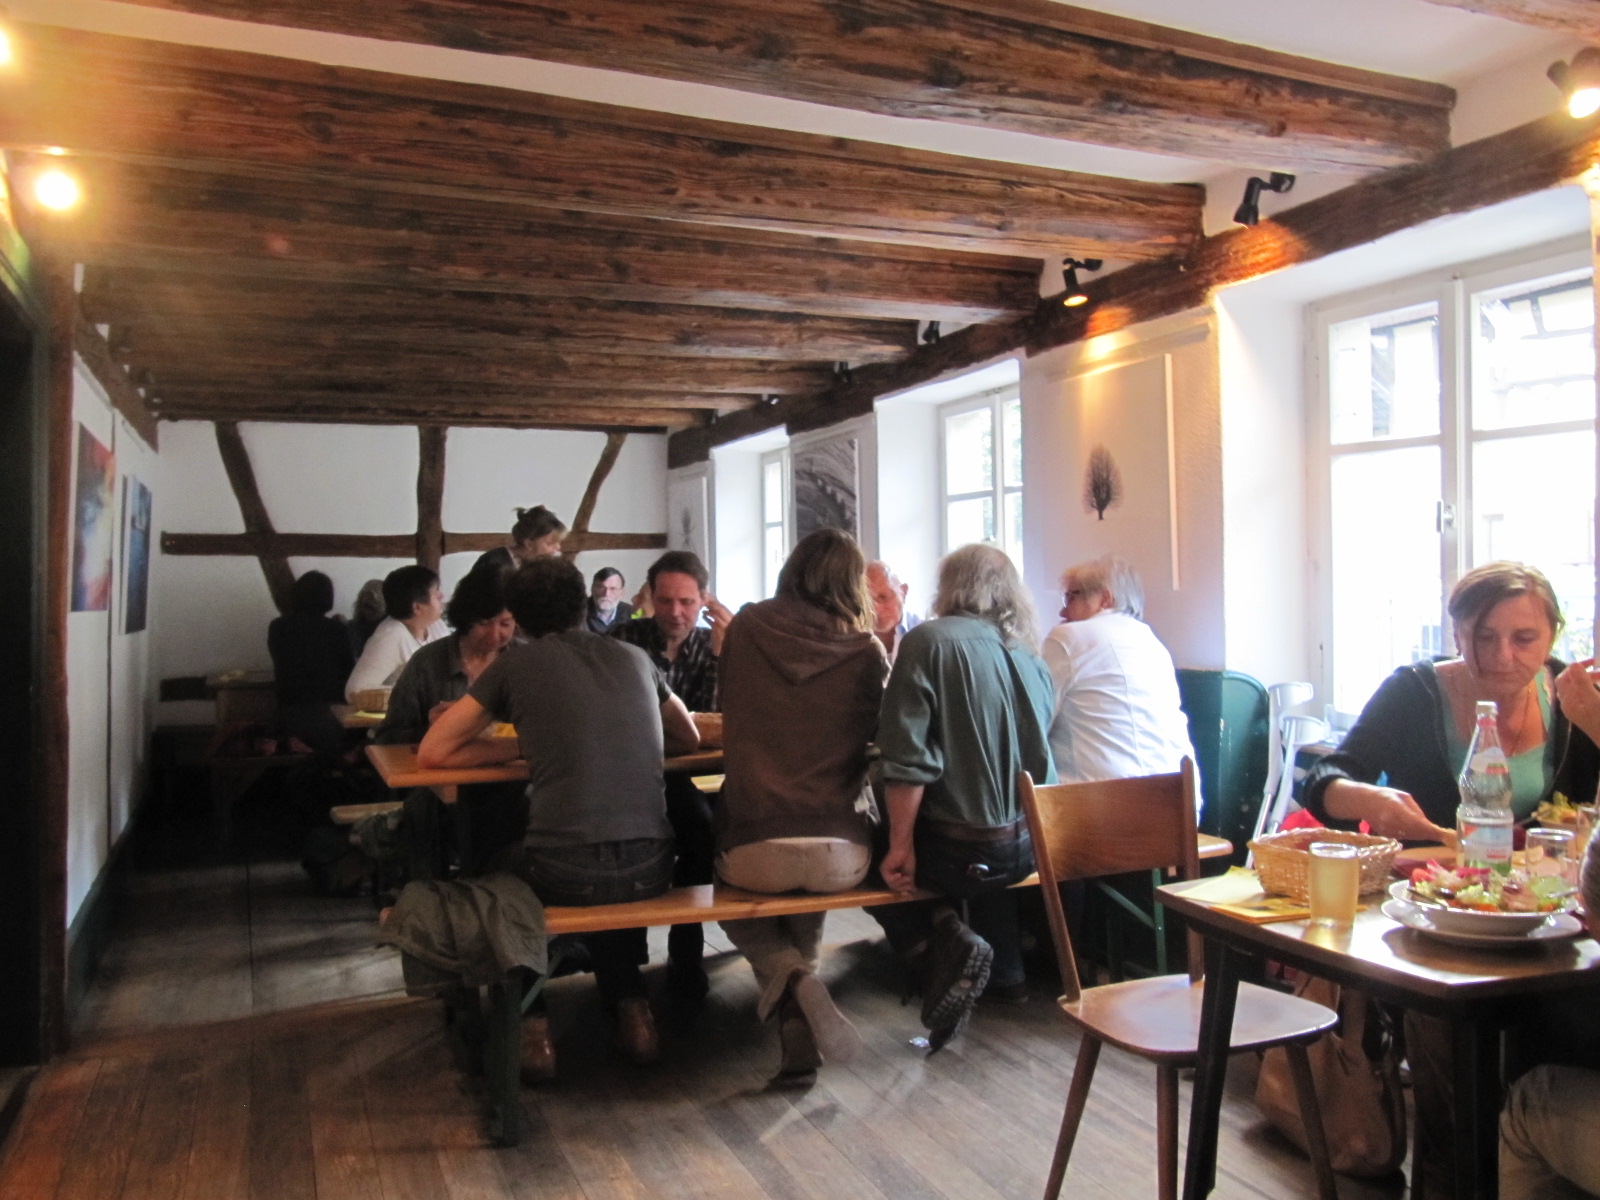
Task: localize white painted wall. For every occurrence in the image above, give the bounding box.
[711,428,785,610]
[67,363,158,925]
[154,422,668,724]
[1022,311,1225,667]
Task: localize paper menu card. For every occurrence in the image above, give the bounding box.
[1179,867,1315,924]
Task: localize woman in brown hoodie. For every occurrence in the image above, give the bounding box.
[716,528,889,1086]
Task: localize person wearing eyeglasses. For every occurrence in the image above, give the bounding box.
[1043,555,1195,790]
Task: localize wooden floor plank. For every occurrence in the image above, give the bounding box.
[177,1047,252,1200]
[0,1059,101,1200]
[304,1022,386,1200]
[118,1049,203,1200]
[353,1001,459,1200]
[52,1055,152,1200]
[249,1030,319,1200]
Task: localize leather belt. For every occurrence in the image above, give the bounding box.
[921,816,1028,844]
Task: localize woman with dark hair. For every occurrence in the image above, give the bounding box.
[377,565,522,878]
[473,505,567,575]
[268,570,355,754]
[1303,560,1600,1200]
[715,528,888,1086]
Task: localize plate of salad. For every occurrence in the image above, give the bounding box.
[1390,862,1576,937]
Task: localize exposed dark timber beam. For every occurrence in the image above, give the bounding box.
[158,404,702,430]
[132,352,834,394]
[3,23,1203,258]
[212,422,296,610]
[121,0,1453,172]
[1419,0,1600,37]
[416,426,446,572]
[148,387,755,414]
[54,165,1039,325]
[163,530,669,555]
[83,274,921,363]
[564,432,628,561]
[71,309,159,449]
[670,110,1600,467]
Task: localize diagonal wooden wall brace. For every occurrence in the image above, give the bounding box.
[564,431,627,559]
[213,421,295,612]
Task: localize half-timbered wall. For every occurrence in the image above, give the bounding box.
[153,423,669,724]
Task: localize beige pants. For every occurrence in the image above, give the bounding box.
[717,838,871,1019]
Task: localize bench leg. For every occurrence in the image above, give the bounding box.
[486,977,523,1147]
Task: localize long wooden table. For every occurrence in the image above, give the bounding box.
[1159,880,1600,1200]
[365,742,725,790]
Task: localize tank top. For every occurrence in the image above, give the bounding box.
[1445,672,1552,821]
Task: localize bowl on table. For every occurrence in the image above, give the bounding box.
[1386,879,1575,937]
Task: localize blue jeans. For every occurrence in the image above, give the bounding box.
[511,838,674,1006]
[868,820,1033,988]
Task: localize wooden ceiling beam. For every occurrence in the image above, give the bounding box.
[47,164,1038,326]
[83,273,920,364]
[118,0,1452,171]
[126,350,833,394]
[148,386,756,414]
[3,23,1202,259]
[157,402,702,430]
[1418,0,1600,38]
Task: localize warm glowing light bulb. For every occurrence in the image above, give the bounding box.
[1063,293,1088,308]
[34,168,82,212]
[0,26,13,68]
[1571,87,1600,119]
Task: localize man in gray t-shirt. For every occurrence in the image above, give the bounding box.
[420,557,699,1076]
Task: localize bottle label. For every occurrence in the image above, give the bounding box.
[1459,816,1514,874]
[1469,750,1508,774]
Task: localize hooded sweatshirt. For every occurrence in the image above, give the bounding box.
[715,595,890,851]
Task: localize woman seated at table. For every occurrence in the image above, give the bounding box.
[377,563,523,879]
[1303,561,1598,842]
[715,529,888,1087]
[1302,560,1600,1200]
[473,504,566,575]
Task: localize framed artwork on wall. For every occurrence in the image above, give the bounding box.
[123,476,152,633]
[792,432,859,542]
[71,424,115,613]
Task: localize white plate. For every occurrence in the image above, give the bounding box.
[1381,897,1584,949]
[1386,879,1573,937]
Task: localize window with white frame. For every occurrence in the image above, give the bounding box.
[941,389,1023,568]
[1318,249,1596,715]
[760,449,789,598]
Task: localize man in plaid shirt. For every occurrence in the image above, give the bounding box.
[611,550,732,997]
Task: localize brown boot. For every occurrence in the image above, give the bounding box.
[773,994,821,1089]
[519,1014,556,1084]
[615,996,660,1065]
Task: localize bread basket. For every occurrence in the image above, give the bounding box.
[1249,828,1401,900]
[351,686,392,714]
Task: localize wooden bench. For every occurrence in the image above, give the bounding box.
[458,840,1231,1147]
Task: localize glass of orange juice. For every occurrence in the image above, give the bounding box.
[1308,842,1361,927]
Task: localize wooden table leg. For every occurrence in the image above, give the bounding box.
[1452,1015,1501,1200]
[1181,939,1247,1200]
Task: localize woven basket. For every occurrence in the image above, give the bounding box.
[1249,828,1401,900]
[351,686,392,714]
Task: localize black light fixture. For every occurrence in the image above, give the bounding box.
[1233,172,1295,227]
[1061,257,1103,307]
[922,320,942,345]
[762,393,780,407]
[833,361,853,384]
[1549,48,1600,118]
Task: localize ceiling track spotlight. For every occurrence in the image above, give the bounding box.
[1061,257,1103,307]
[1550,47,1600,119]
[922,320,942,345]
[1233,172,1296,227]
[833,361,853,385]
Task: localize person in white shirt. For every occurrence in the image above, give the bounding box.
[345,564,450,702]
[1042,555,1196,797]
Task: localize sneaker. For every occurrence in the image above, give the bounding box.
[519,1014,557,1084]
[920,912,992,1054]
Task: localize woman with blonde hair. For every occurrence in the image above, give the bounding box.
[716,528,888,1086]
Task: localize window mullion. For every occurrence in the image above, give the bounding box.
[1441,275,1466,609]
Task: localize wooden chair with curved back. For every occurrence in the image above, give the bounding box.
[1018,760,1339,1200]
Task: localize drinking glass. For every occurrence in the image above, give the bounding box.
[1526,828,1577,884]
[1308,842,1361,927]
